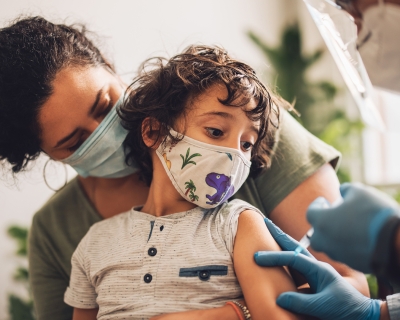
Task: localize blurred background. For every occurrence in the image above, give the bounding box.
[0,0,397,318]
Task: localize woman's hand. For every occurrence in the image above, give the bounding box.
[149,304,240,320]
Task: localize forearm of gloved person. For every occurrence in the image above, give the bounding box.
[255,218,384,320]
[370,215,400,285]
[307,183,400,277]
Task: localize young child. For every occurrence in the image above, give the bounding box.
[64,45,304,320]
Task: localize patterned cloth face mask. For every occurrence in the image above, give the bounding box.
[156,129,251,209]
[61,94,139,178]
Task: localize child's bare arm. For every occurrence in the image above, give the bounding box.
[72,307,98,320]
[233,209,305,320]
[149,304,241,320]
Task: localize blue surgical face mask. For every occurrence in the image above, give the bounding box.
[61,94,139,178]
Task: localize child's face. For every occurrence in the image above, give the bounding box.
[175,84,260,161]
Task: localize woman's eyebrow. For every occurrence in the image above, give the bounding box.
[88,88,104,116]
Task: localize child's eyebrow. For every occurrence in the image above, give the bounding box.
[199,111,234,120]
[199,111,260,136]
[249,125,260,136]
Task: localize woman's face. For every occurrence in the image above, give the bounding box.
[39,66,125,160]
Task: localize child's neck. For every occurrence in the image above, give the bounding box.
[140,154,197,217]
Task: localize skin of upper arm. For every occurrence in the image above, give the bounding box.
[73,308,98,320]
[233,209,303,320]
[269,163,369,296]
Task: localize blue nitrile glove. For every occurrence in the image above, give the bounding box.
[255,218,381,320]
[307,182,400,273]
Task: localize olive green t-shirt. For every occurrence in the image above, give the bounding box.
[28,112,340,320]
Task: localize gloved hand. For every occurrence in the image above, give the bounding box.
[255,218,382,320]
[307,182,400,273]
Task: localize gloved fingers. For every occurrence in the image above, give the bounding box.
[255,251,296,267]
[343,183,400,209]
[308,228,333,254]
[339,182,377,199]
[306,197,331,226]
[264,218,299,252]
[339,182,353,198]
[254,251,322,286]
[276,292,316,316]
[340,182,376,204]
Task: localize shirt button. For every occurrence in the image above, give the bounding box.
[144,273,152,283]
[199,270,210,281]
[148,247,157,256]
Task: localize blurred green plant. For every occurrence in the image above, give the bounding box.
[248,25,334,129]
[248,24,364,183]
[392,191,400,204]
[366,274,379,299]
[7,226,35,320]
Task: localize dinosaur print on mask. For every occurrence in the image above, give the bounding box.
[205,172,234,205]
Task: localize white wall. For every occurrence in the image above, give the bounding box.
[0,1,301,318]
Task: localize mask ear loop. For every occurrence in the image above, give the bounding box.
[43,158,68,192]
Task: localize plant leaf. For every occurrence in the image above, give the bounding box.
[187,153,202,161]
[8,295,35,320]
[14,267,29,282]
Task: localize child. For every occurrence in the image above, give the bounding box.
[64,45,303,320]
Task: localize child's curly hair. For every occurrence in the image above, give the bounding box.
[120,45,287,184]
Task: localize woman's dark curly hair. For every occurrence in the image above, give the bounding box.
[0,16,113,173]
[120,45,286,185]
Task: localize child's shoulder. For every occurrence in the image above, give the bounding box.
[214,199,265,257]
[218,199,265,218]
[214,199,265,235]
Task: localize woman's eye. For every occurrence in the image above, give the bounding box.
[206,128,224,138]
[98,99,114,118]
[67,140,84,152]
[241,141,253,151]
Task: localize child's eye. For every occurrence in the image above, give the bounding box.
[206,128,224,138]
[241,141,253,151]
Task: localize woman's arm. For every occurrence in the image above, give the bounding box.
[234,209,306,320]
[269,163,369,295]
[73,308,98,320]
[29,220,74,320]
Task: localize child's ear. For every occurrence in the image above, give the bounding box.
[142,117,162,149]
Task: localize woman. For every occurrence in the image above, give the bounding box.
[0,17,368,320]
